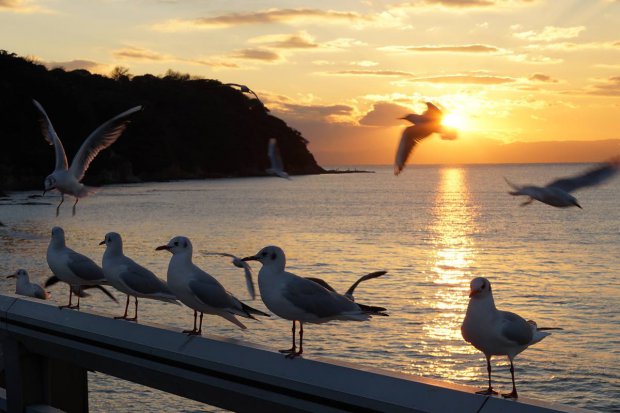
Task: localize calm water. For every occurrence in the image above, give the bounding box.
[1,164,619,412]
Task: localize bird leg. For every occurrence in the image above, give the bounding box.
[114,295,131,320]
[72,197,79,216]
[197,312,203,335]
[125,296,139,322]
[56,194,64,217]
[58,286,79,309]
[476,355,498,395]
[183,310,202,335]
[279,320,297,354]
[285,322,304,359]
[502,360,518,399]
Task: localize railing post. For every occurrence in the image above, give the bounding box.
[2,337,88,413]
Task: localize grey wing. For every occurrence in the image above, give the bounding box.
[66,251,104,282]
[546,161,619,193]
[69,105,142,181]
[119,264,172,295]
[305,277,337,292]
[239,261,256,300]
[344,271,387,298]
[500,311,533,346]
[268,138,284,171]
[32,99,68,171]
[394,126,426,175]
[188,279,237,310]
[282,277,359,318]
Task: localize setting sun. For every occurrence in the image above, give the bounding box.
[442,113,469,131]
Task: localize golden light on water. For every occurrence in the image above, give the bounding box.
[423,167,480,379]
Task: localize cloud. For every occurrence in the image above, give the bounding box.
[381,44,501,53]
[358,102,412,126]
[152,8,370,31]
[46,59,110,74]
[514,25,585,42]
[350,60,379,67]
[587,76,620,96]
[230,48,281,62]
[327,69,414,77]
[527,40,620,51]
[409,74,516,84]
[112,46,172,61]
[0,0,50,13]
[528,73,558,83]
[250,32,320,49]
[274,102,354,123]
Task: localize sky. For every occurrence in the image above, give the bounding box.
[2,0,620,165]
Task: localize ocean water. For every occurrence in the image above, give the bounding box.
[1,164,619,412]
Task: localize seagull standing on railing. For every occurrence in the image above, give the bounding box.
[203,251,256,300]
[461,277,562,398]
[100,232,178,322]
[46,226,117,309]
[156,237,269,335]
[394,102,457,176]
[33,99,142,216]
[242,246,387,358]
[6,269,50,299]
[304,271,388,302]
[505,159,620,208]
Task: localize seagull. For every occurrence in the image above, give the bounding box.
[242,246,387,358]
[223,83,265,108]
[6,269,50,299]
[394,102,457,176]
[46,226,117,309]
[202,251,256,300]
[266,138,290,179]
[156,237,269,335]
[100,232,178,321]
[505,159,620,208]
[461,277,562,399]
[33,99,142,216]
[305,270,388,301]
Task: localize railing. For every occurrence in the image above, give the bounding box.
[0,294,591,413]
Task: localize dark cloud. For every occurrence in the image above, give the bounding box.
[359,102,412,126]
[588,76,620,96]
[46,59,104,72]
[190,8,368,27]
[269,34,319,49]
[113,47,168,61]
[329,70,413,77]
[528,73,558,83]
[231,48,281,61]
[406,44,500,53]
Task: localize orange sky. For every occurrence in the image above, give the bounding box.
[1,0,619,165]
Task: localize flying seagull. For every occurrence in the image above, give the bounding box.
[7,269,50,299]
[157,237,269,335]
[243,246,387,358]
[33,99,142,216]
[266,138,290,179]
[505,159,620,208]
[203,251,256,300]
[461,277,562,398]
[394,102,457,176]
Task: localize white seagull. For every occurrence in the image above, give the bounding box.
[461,277,562,399]
[266,138,290,179]
[6,269,50,299]
[156,237,269,335]
[46,226,117,309]
[305,270,388,301]
[242,246,387,358]
[100,232,178,321]
[394,102,457,176]
[33,99,142,216]
[203,251,256,300]
[505,159,620,208]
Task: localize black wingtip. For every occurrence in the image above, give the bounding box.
[44,275,60,287]
[94,285,119,303]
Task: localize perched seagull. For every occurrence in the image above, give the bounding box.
[394,102,457,176]
[305,270,388,301]
[6,269,50,299]
[45,276,118,302]
[156,237,269,335]
[223,83,265,108]
[505,159,620,208]
[266,138,290,179]
[100,232,178,321]
[46,226,117,309]
[33,99,142,216]
[243,246,387,358]
[461,277,562,399]
[203,251,256,300]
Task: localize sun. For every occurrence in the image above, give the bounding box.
[442,113,469,130]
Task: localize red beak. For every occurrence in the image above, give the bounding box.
[155,245,170,251]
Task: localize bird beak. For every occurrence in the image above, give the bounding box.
[155,245,170,251]
[6,274,16,279]
[575,203,582,209]
[98,240,105,245]
[469,289,479,298]
[241,255,257,262]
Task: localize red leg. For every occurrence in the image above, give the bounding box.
[286,322,304,359]
[184,310,202,335]
[59,286,79,309]
[279,321,297,353]
[114,295,130,319]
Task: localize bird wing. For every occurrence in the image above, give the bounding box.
[66,251,105,282]
[305,277,337,292]
[282,276,359,318]
[188,279,236,310]
[500,311,533,346]
[32,99,68,171]
[423,102,443,121]
[546,160,619,193]
[268,138,285,171]
[69,105,142,181]
[33,284,48,300]
[394,125,428,175]
[203,252,256,299]
[118,262,172,295]
[344,270,387,298]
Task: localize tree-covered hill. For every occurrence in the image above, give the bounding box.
[0,50,324,191]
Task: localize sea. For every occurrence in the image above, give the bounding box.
[1,164,619,412]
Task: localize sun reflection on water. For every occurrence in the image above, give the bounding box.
[423,167,480,380]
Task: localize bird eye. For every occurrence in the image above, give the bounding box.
[174,241,179,246]
[271,253,276,260]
